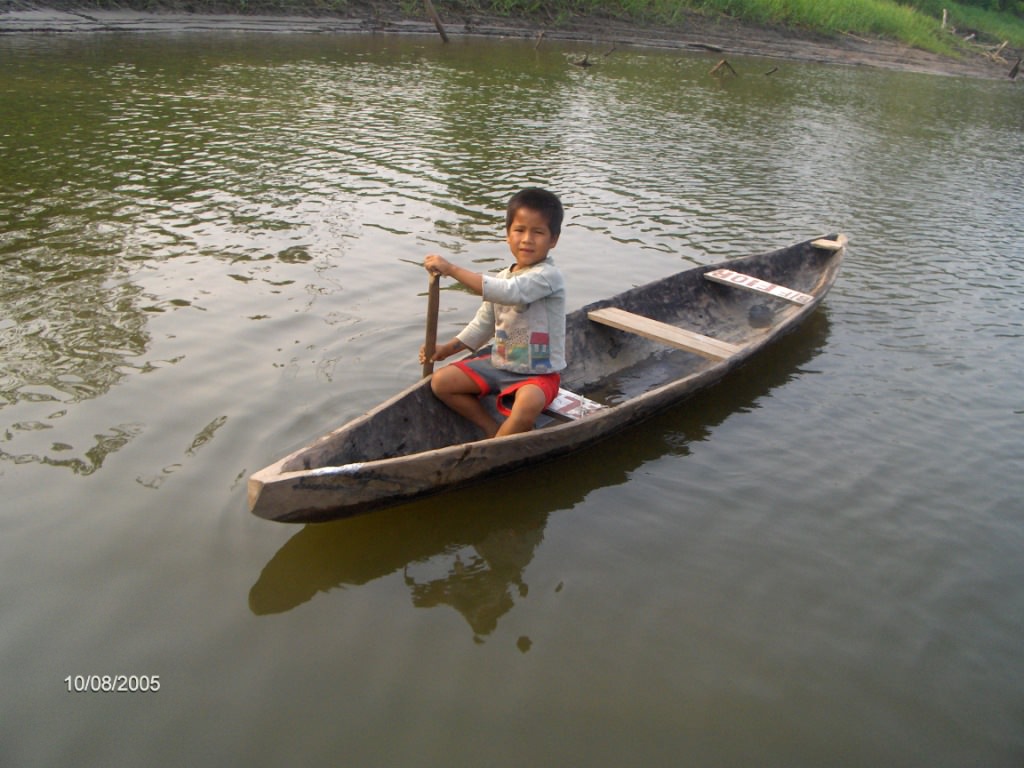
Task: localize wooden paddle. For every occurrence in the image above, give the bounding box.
[421,271,440,378]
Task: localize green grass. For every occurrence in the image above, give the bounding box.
[624,0,1023,54]
[935,1,1024,44]
[457,0,1024,53]
[689,0,954,51]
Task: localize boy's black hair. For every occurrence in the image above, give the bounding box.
[505,188,564,239]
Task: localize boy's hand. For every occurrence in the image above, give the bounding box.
[423,253,484,295]
[424,253,450,277]
[420,338,463,364]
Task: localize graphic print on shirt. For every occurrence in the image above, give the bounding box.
[529,332,551,369]
[493,301,554,372]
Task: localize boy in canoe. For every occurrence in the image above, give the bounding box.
[419,188,566,438]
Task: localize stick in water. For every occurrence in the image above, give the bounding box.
[422,271,440,378]
[424,0,449,43]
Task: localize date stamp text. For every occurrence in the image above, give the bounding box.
[65,674,161,693]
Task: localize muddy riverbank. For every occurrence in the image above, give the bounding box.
[2,1,1020,80]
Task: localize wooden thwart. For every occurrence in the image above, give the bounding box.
[704,269,814,305]
[588,307,741,361]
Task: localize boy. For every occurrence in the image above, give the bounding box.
[419,188,566,439]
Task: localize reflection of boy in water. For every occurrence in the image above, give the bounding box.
[419,188,566,439]
[405,523,544,640]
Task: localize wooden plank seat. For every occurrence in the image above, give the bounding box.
[588,306,741,361]
[703,268,814,305]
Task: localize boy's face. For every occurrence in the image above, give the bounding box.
[506,206,558,270]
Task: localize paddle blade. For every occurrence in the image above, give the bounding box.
[422,272,440,378]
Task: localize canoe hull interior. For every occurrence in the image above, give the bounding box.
[249,235,845,522]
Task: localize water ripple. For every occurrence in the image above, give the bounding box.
[2,35,1022,480]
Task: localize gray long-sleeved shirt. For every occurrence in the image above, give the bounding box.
[456,258,566,374]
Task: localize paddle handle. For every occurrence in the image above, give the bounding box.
[422,271,440,378]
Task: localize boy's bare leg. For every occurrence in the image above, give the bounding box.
[430,366,500,438]
[496,384,547,437]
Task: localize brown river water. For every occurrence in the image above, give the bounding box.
[1,31,1022,766]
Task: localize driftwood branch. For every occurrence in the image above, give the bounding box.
[709,59,738,77]
[424,0,449,43]
[984,40,1009,63]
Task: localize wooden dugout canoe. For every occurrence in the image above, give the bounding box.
[249,234,846,523]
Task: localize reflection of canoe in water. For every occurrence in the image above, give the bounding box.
[249,234,846,523]
[248,493,550,636]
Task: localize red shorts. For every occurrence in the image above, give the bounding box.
[452,355,561,416]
